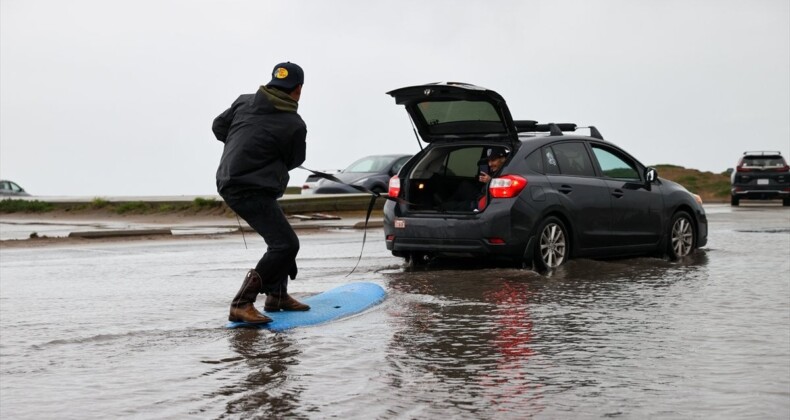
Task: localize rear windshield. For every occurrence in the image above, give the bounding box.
[742,156,786,168]
[416,100,505,135]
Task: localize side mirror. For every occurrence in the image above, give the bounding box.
[645,167,658,184]
[725,168,734,175]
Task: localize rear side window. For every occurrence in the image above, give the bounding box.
[525,150,543,173]
[542,147,560,174]
[445,147,484,177]
[409,146,483,178]
[550,142,596,177]
[592,146,640,180]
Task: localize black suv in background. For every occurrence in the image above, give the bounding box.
[383,82,708,271]
[730,151,790,206]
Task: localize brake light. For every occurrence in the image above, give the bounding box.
[736,165,751,172]
[489,175,528,198]
[388,176,401,197]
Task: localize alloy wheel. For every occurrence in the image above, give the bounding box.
[671,217,694,257]
[539,223,567,268]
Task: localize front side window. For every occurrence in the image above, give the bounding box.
[551,142,596,177]
[592,146,640,180]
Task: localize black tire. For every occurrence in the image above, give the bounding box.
[730,195,739,206]
[533,216,569,271]
[783,198,789,207]
[405,252,430,268]
[667,211,695,261]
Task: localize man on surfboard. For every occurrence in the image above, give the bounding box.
[213,61,311,324]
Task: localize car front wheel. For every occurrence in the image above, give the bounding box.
[534,216,569,271]
[668,211,695,260]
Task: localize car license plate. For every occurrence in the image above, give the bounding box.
[394,219,406,228]
[757,179,769,185]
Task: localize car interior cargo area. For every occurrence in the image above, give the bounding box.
[404,145,497,213]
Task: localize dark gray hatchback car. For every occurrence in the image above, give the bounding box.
[382,82,708,271]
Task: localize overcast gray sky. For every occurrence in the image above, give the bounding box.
[1,0,788,196]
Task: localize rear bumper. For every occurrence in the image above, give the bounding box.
[383,199,532,258]
[731,186,790,199]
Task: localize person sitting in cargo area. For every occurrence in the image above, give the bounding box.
[440,146,511,211]
[478,147,509,184]
[476,147,509,210]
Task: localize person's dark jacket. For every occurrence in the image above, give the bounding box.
[213,86,307,198]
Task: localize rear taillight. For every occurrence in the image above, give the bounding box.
[489,175,528,198]
[388,176,401,197]
[736,165,751,172]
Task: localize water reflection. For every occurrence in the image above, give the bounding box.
[214,330,304,419]
[382,251,711,417]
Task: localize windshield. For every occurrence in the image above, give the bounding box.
[344,156,397,173]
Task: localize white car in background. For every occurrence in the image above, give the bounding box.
[301,170,340,195]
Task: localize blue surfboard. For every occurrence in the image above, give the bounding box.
[226,282,386,332]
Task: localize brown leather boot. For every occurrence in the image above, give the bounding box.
[228,270,272,324]
[229,304,272,324]
[264,293,310,312]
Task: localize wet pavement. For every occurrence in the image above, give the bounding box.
[0,204,788,418]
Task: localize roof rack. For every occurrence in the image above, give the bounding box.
[743,151,782,156]
[514,120,604,140]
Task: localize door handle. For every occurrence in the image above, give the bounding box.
[558,185,573,194]
[612,189,624,198]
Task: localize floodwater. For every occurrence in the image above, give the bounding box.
[1,204,788,419]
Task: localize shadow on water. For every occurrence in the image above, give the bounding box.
[209,329,305,420]
[379,251,710,417]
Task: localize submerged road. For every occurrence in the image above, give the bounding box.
[0,204,788,418]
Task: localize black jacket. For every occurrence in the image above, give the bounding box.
[213,87,307,198]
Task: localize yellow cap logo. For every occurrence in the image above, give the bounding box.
[275,68,289,79]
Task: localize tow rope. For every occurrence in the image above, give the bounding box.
[298,166,404,276]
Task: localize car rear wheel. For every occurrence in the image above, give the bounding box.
[730,195,739,206]
[668,211,695,260]
[783,198,789,207]
[534,216,568,271]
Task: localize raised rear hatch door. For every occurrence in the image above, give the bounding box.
[387,82,518,144]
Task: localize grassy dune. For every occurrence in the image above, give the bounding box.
[653,165,731,203]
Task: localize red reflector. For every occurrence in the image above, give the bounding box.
[386,235,395,241]
[388,176,400,197]
[489,175,528,198]
[487,237,506,245]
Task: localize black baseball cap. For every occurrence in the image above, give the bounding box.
[267,62,304,90]
[486,147,509,159]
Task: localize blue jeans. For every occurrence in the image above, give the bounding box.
[222,192,299,295]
